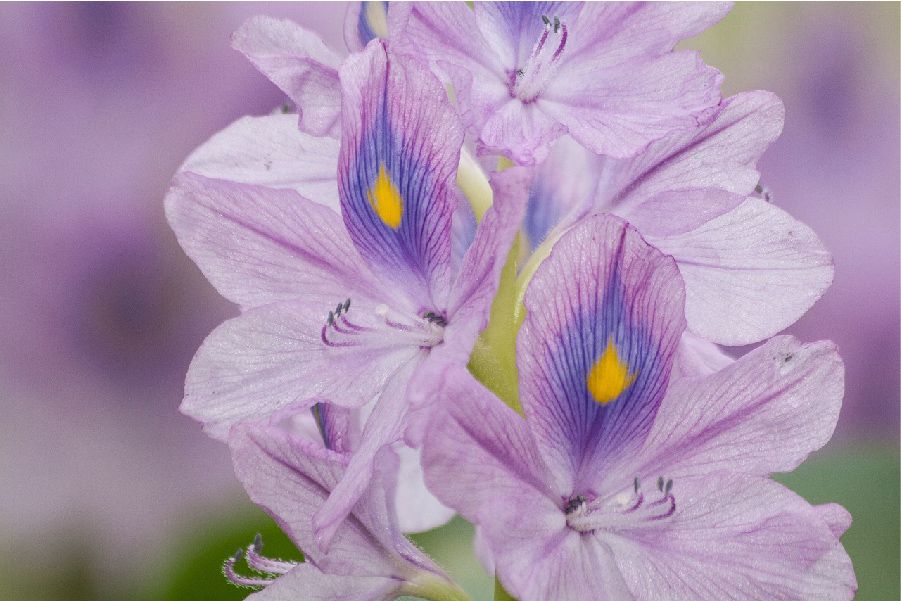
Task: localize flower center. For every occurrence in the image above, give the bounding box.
[565,477,676,534]
[510,14,569,103]
[319,298,446,351]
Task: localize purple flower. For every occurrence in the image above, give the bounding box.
[390,2,729,163]
[519,91,833,348]
[167,40,527,545]
[421,214,855,600]
[226,405,466,601]
[230,4,390,138]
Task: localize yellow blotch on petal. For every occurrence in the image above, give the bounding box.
[586,338,637,405]
[367,163,403,229]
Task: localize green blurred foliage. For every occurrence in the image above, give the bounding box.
[144,507,299,601]
[775,444,900,601]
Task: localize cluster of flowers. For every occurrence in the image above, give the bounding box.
[165,3,857,600]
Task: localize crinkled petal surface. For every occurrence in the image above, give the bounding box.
[315,357,422,552]
[611,91,785,231]
[165,173,380,309]
[518,214,685,490]
[181,298,418,440]
[394,2,728,162]
[605,474,856,601]
[544,50,723,159]
[180,114,340,208]
[649,197,834,345]
[247,564,396,601]
[393,444,455,533]
[422,366,556,517]
[233,16,342,136]
[633,335,844,480]
[670,331,734,381]
[421,366,633,601]
[229,419,397,576]
[443,167,529,358]
[338,40,462,309]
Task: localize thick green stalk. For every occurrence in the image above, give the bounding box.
[401,572,473,601]
[493,576,517,601]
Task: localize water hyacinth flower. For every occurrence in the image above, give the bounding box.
[515,90,834,350]
[390,2,729,163]
[421,214,856,600]
[227,405,468,601]
[167,40,527,544]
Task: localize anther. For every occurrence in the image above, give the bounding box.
[223,548,274,589]
[657,476,665,492]
[564,495,587,514]
[245,534,297,576]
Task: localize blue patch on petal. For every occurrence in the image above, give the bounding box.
[519,216,685,483]
[357,1,388,46]
[339,43,461,308]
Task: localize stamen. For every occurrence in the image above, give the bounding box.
[223,549,274,589]
[565,477,677,533]
[321,300,445,350]
[511,15,569,102]
[245,534,297,576]
[754,182,773,202]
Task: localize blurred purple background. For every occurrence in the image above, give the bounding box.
[0,2,897,599]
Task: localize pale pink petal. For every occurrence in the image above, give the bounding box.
[605,475,856,601]
[233,16,342,136]
[649,197,834,345]
[229,420,397,576]
[637,336,843,479]
[444,166,529,360]
[613,91,785,231]
[670,331,734,381]
[180,114,340,209]
[421,365,558,516]
[248,563,397,601]
[815,503,853,539]
[393,444,455,533]
[499,533,635,601]
[165,173,380,309]
[315,356,423,552]
[480,99,566,164]
[566,3,732,61]
[182,299,417,440]
[543,51,723,159]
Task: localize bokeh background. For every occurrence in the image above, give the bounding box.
[0,3,897,600]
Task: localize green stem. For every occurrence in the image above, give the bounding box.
[401,572,473,601]
[493,576,518,601]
